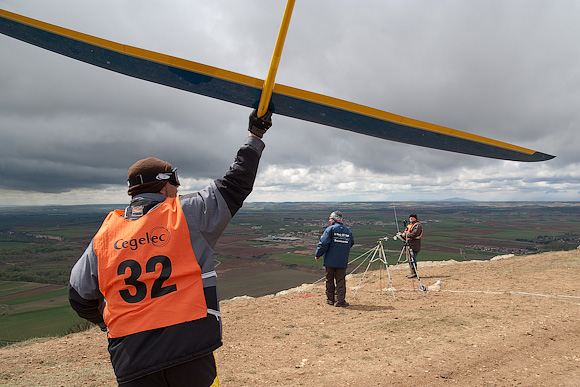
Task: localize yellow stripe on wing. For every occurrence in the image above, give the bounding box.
[0,8,264,90]
[123,45,264,89]
[0,9,125,53]
[0,8,544,159]
[273,83,536,155]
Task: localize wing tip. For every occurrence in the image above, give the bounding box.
[527,152,556,162]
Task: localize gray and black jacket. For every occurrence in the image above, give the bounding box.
[68,135,264,383]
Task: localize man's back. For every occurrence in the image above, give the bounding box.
[316,221,354,268]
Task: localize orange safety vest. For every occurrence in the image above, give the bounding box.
[94,197,207,338]
[405,222,423,239]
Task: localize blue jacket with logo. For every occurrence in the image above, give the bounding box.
[315,221,354,269]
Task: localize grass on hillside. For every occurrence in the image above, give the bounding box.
[0,283,87,347]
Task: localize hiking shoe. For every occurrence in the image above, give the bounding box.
[326,300,335,305]
[335,301,349,307]
[406,274,417,279]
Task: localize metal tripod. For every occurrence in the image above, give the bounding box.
[352,239,396,300]
[396,241,426,294]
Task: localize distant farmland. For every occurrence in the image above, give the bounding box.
[0,201,579,345]
[0,281,87,346]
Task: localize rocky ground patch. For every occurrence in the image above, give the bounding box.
[1,250,579,386]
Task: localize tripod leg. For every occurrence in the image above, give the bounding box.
[379,242,396,301]
[352,259,373,299]
[397,245,407,264]
[408,249,420,277]
[405,246,417,278]
[406,247,426,295]
[414,269,427,295]
[353,245,379,299]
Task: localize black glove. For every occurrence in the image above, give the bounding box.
[248,109,272,138]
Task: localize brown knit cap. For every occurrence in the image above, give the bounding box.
[127,157,173,196]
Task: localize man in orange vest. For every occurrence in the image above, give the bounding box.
[402,213,422,278]
[68,110,272,387]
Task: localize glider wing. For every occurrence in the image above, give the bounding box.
[0,9,554,162]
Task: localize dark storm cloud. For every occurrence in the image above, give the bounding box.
[0,0,578,203]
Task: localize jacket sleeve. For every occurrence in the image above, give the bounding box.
[315,227,332,257]
[214,135,265,217]
[180,136,264,249]
[68,239,106,326]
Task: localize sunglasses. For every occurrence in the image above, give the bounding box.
[128,167,180,187]
[157,168,180,187]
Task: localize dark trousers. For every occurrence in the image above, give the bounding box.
[119,352,218,387]
[409,249,419,275]
[325,267,347,303]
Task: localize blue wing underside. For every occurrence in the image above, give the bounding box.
[0,11,554,162]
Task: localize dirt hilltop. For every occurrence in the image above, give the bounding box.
[1,250,580,386]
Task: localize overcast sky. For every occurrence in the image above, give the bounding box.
[1,0,578,205]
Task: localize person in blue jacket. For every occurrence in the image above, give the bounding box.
[314,211,354,307]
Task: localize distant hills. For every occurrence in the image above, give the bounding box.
[441,197,475,202]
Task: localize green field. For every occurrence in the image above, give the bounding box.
[0,201,579,345]
[0,281,88,346]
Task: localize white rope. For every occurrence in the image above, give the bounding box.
[390,287,580,301]
[440,289,580,300]
[311,245,379,286]
[305,253,580,303]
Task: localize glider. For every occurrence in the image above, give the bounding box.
[0,6,554,162]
